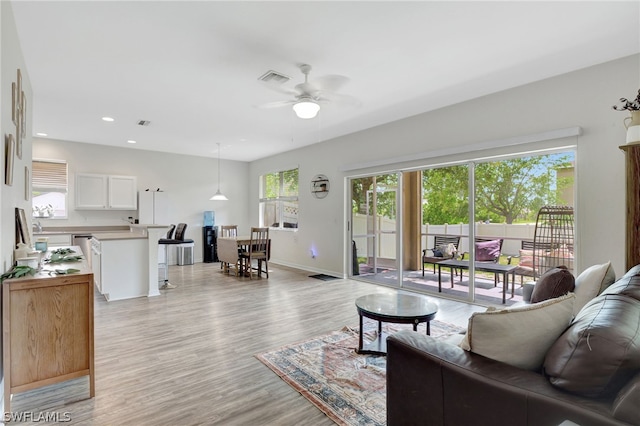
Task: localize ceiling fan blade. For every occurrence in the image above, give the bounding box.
[317,93,361,108]
[258,81,300,97]
[313,74,350,93]
[255,100,295,109]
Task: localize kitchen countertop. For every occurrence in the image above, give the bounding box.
[91,231,147,241]
[34,225,130,236]
[34,224,171,241]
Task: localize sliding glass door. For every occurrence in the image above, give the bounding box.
[347,148,575,306]
[350,174,399,286]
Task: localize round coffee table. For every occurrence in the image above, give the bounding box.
[355,293,438,355]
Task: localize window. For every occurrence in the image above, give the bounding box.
[260,168,299,229]
[32,159,68,218]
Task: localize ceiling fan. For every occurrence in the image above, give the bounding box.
[257,64,359,119]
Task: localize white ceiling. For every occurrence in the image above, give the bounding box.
[10,1,640,162]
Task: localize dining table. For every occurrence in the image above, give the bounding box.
[217,236,271,277]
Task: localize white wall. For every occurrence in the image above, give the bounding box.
[1,0,34,414]
[32,139,250,262]
[1,2,33,273]
[250,54,640,279]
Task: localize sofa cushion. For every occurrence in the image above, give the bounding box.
[475,239,501,261]
[612,371,640,425]
[572,261,615,315]
[600,267,640,302]
[459,294,575,370]
[544,294,640,398]
[530,266,575,303]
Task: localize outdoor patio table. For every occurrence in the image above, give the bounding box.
[437,259,517,304]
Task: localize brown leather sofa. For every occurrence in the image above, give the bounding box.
[387,266,640,426]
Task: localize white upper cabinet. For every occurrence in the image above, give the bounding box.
[76,173,137,210]
[108,176,137,209]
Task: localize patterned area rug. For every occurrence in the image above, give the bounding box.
[256,320,465,426]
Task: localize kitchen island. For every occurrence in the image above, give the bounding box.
[91,224,169,301]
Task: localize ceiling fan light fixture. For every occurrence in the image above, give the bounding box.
[293,99,320,119]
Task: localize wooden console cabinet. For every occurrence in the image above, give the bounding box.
[3,251,94,413]
[620,143,640,270]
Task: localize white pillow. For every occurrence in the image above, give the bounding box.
[573,261,615,315]
[459,294,575,370]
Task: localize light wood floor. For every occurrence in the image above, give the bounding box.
[10,262,485,425]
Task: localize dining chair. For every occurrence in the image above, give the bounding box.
[239,227,269,279]
[219,225,239,270]
[220,225,238,237]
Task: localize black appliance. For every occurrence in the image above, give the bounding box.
[203,226,218,263]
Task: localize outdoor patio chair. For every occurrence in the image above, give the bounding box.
[507,240,536,284]
[459,237,504,285]
[507,240,557,284]
[422,235,461,276]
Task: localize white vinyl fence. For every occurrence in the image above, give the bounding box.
[352,213,537,260]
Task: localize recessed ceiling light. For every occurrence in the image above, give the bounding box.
[36,132,48,137]
[127,140,136,144]
[102,116,115,122]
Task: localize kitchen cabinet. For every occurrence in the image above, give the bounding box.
[31,233,73,247]
[76,173,137,210]
[92,234,147,301]
[3,248,94,413]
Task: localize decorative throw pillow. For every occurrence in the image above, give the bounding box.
[475,239,501,261]
[530,266,575,303]
[459,294,575,370]
[519,249,534,268]
[572,261,615,315]
[438,243,456,258]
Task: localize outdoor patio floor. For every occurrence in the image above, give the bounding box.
[357,266,525,307]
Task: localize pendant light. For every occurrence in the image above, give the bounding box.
[210,143,228,201]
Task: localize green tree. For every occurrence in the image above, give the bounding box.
[422,154,573,224]
[474,154,573,224]
[422,165,469,224]
[351,174,398,218]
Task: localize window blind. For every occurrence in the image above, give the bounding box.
[32,160,68,191]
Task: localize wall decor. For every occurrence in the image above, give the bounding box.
[21,92,26,138]
[11,83,17,125]
[5,134,15,186]
[15,121,21,160]
[25,166,30,201]
[311,174,330,199]
[16,69,21,102]
[16,207,31,247]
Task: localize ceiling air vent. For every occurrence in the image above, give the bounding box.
[137,120,151,126]
[258,70,291,84]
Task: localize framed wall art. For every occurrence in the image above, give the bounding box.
[12,82,17,125]
[5,134,15,186]
[16,207,31,247]
[25,166,30,201]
